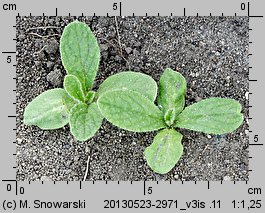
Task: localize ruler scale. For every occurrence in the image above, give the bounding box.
[0,0,264,212]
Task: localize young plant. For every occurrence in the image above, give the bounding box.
[97,68,244,174]
[23,21,155,141]
[23,20,244,175]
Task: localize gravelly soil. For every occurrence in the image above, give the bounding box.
[16,16,249,181]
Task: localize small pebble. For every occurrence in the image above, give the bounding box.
[18,34,26,41]
[223,176,231,181]
[195,96,202,102]
[41,176,52,181]
[115,55,122,62]
[17,138,22,145]
[100,44,108,51]
[46,61,54,70]
[45,39,59,54]
[245,92,249,100]
[74,156,80,162]
[133,49,139,55]
[46,69,63,87]
[125,47,132,54]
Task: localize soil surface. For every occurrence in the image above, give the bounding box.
[16,16,249,181]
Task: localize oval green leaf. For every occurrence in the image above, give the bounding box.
[69,103,103,141]
[64,75,85,102]
[157,68,186,116]
[86,90,96,104]
[97,90,165,132]
[175,98,244,134]
[24,89,75,129]
[60,21,100,90]
[97,71,157,102]
[144,129,183,174]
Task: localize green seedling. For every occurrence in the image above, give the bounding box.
[24,20,244,175]
[97,68,244,174]
[24,21,102,141]
[24,21,155,141]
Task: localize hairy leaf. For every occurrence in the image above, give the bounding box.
[164,108,176,127]
[64,75,85,102]
[86,90,96,104]
[60,21,100,90]
[69,103,103,141]
[97,71,157,102]
[24,89,75,129]
[175,98,244,134]
[97,90,165,132]
[144,129,183,174]
[158,68,186,116]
